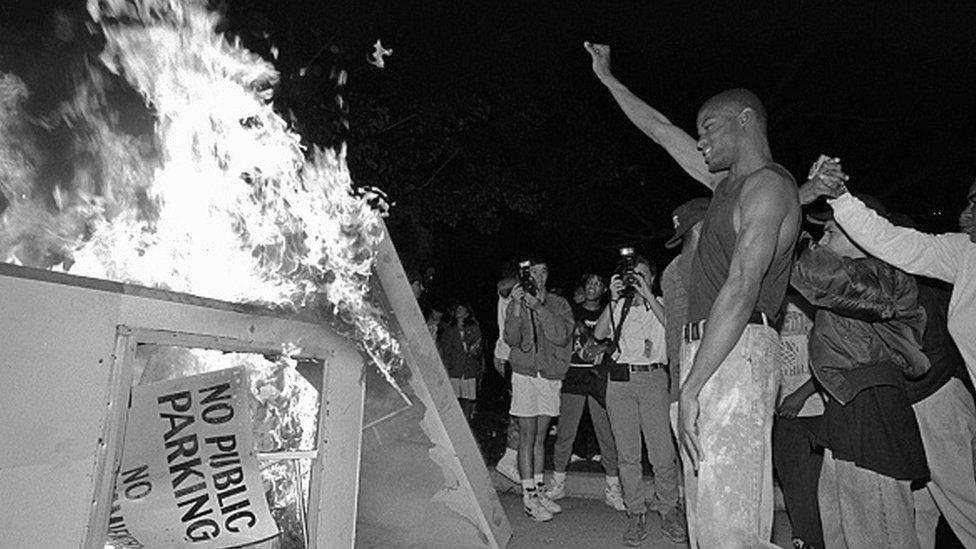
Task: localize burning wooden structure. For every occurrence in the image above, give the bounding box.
[0,230,510,548]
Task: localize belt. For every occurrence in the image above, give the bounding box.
[618,363,667,372]
[682,311,779,343]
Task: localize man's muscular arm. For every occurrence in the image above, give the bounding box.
[584,41,723,190]
[679,170,796,469]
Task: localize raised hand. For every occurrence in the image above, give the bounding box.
[799,155,850,204]
[583,41,613,81]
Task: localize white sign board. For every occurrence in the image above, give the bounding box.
[107,366,279,547]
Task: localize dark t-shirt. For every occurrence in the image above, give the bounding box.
[907,278,972,403]
[688,164,797,323]
[562,304,604,395]
[817,378,929,481]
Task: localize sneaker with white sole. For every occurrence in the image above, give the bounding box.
[494,459,520,484]
[536,489,562,514]
[604,483,626,511]
[545,481,566,501]
[523,493,554,522]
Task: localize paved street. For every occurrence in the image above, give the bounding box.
[498,491,793,549]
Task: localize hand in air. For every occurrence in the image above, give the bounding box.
[799,155,849,204]
[583,41,613,80]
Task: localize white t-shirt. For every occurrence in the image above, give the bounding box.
[777,300,825,417]
[494,295,512,361]
[611,298,667,365]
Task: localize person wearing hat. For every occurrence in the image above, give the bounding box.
[659,197,709,546]
[661,197,710,405]
[790,191,930,548]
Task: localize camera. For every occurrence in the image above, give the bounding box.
[615,247,639,298]
[518,260,538,296]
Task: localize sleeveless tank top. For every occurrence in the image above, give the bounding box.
[687,163,797,324]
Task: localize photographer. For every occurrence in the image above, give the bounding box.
[594,251,686,546]
[503,256,574,522]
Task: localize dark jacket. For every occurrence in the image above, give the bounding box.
[791,245,930,405]
[438,321,485,379]
[503,292,574,380]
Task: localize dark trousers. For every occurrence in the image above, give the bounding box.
[773,415,825,547]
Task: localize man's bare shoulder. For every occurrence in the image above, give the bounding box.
[741,166,799,208]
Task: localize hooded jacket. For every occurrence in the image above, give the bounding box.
[791,245,929,405]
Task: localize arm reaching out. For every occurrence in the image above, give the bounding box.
[584,41,723,189]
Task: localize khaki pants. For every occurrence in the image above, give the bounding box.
[819,449,919,549]
[679,324,781,549]
[605,368,678,515]
[912,378,976,548]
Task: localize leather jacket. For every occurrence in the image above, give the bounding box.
[791,245,930,405]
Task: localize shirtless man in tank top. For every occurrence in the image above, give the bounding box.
[585,41,800,548]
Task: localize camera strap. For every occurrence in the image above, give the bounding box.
[607,295,633,359]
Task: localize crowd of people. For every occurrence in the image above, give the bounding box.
[416,41,976,549]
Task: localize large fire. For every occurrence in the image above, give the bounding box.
[0,0,402,382]
[2,0,405,546]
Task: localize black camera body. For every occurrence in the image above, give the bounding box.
[615,247,639,298]
[518,260,538,296]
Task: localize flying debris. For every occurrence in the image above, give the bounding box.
[367,40,392,69]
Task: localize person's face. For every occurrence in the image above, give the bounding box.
[583,275,606,301]
[696,104,742,173]
[819,220,863,258]
[633,262,655,288]
[959,179,976,243]
[529,263,549,290]
[454,304,469,320]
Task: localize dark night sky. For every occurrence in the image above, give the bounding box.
[3,0,976,321]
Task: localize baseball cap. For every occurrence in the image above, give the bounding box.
[807,193,887,225]
[665,197,710,249]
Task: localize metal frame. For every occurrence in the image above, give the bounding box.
[86,326,365,549]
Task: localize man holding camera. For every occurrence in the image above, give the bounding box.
[503,257,575,522]
[586,42,801,547]
[595,251,686,546]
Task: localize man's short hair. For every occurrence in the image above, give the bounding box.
[701,88,767,131]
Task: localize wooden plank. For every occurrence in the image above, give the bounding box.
[307,346,366,549]
[83,331,135,549]
[0,262,320,324]
[370,222,512,548]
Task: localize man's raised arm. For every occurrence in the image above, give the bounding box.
[584,41,721,190]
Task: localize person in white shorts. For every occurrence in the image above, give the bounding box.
[503,257,574,522]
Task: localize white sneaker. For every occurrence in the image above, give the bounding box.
[605,483,627,511]
[494,459,520,484]
[536,490,562,514]
[591,453,602,462]
[523,494,554,522]
[545,481,566,501]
